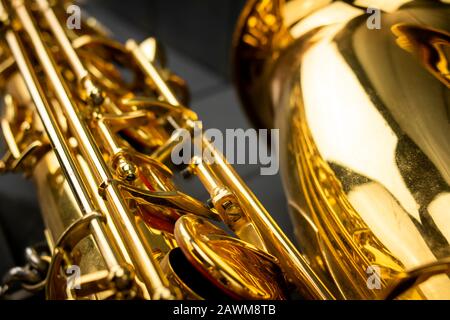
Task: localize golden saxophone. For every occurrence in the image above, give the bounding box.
[0,0,449,300]
[0,0,330,300]
[233,0,450,299]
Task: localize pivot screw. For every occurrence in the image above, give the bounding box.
[117,157,137,182]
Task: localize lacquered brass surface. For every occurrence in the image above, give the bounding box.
[233,0,450,299]
[174,214,287,300]
[2,0,448,300]
[0,0,327,300]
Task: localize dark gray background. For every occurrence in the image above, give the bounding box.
[0,1,291,279]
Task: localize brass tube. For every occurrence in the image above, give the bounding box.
[128,37,334,300]
[36,0,88,81]
[4,28,122,271]
[126,39,180,107]
[12,0,174,299]
[192,156,221,195]
[35,0,103,105]
[202,139,334,299]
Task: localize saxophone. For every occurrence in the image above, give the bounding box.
[233,0,450,299]
[0,0,331,300]
[0,0,449,300]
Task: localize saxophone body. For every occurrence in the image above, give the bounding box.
[1,0,449,300]
[233,0,450,299]
[0,0,331,300]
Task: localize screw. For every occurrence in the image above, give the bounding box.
[117,157,137,182]
[88,87,105,107]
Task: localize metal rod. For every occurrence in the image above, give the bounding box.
[126,39,179,106]
[12,0,174,300]
[36,0,87,81]
[128,39,334,300]
[5,28,122,272]
[35,0,103,106]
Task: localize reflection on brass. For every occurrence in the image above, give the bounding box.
[174,214,287,300]
[0,0,329,300]
[1,0,448,300]
[233,0,450,299]
[392,24,450,88]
